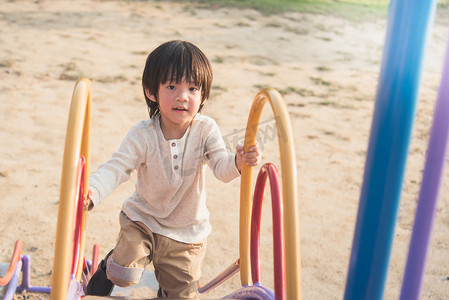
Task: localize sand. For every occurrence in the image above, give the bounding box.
[0,0,448,299]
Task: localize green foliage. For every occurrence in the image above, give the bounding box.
[180,0,390,18]
[170,0,449,20]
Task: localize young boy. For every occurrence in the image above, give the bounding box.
[84,40,261,298]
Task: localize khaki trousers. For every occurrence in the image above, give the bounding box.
[106,211,206,299]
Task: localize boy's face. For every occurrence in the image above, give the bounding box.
[146,76,203,133]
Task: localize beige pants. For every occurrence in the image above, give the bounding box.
[106,211,206,299]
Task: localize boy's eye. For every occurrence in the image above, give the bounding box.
[167,85,176,90]
[189,87,199,92]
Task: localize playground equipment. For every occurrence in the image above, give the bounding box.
[0,241,98,300]
[239,88,300,299]
[56,81,298,299]
[343,0,448,300]
[51,78,92,300]
[0,241,22,300]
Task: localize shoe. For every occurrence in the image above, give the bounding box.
[86,250,114,296]
[157,287,167,298]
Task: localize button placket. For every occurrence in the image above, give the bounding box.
[170,140,180,173]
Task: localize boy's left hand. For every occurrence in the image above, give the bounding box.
[83,189,95,211]
[235,143,262,172]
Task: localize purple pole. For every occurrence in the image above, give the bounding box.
[19,255,32,290]
[223,285,275,299]
[400,24,449,299]
[18,255,51,294]
[4,259,22,300]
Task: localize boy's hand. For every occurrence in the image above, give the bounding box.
[235,143,262,172]
[83,189,94,211]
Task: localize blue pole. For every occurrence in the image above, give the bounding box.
[343,0,437,299]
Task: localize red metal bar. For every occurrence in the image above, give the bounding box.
[0,240,22,286]
[250,163,285,300]
[70,156,85,277]
[250,170,267,284]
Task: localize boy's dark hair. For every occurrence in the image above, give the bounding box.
[142,40,213,118]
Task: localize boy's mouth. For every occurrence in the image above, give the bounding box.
[173,107,188,111]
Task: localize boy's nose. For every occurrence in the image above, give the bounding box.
[176,90,189,101]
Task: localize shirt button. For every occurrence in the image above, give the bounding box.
[173,155,178,159]
[171,142,176,147]
[174,166,179,170]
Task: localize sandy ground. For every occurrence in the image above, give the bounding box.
[1,0,449,299]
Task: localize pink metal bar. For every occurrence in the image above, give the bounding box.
[198,259,240,294]
[0,240,22,286]
[91,244,100,274]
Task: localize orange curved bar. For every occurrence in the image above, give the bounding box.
[239,88,300,299]
[51,78,91,300]
[0,240,22,286]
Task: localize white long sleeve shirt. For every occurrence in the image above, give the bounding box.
[89,114,240,243]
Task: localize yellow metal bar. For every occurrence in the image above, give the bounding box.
[239,93,264,286]
[51,78,91,300]
[239,88,301,299]
[75,79,91,281]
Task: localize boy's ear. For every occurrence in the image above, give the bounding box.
[144,88,157,102]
